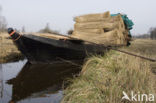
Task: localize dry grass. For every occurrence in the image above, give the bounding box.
[122,39,156,58]
[62,39,156,103]
[122,39,156,74]
[0,33,23,63]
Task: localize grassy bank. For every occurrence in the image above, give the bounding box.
[62,39,156,103]
[0,33,24,63]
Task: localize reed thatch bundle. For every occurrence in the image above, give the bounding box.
[74,11,110,23]
[71,11,129,46]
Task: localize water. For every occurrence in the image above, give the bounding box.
[0,60,80,103]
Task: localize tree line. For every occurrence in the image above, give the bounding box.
[133,27,156,39]
[149,27,156,39]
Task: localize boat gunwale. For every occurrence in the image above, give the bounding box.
[22,34,104,52]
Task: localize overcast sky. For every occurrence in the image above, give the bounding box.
[0,0,156,35]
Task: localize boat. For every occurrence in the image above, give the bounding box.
[8,28,107,64]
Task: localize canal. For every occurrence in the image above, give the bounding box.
[0,60,81,103]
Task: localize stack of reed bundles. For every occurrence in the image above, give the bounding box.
[71,11,129,45]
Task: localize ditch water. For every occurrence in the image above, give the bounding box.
[0,60,81,103]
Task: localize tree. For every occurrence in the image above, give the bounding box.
[149,27,156,39]
[22,26,25,33]
[0,6,7,32]
[38,23,60,34]
[39,23,52,33]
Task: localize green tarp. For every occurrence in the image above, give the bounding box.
[111,13,134,36]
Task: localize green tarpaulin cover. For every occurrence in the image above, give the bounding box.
[111,13,134,35]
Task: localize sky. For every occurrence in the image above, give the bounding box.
[0,0,156,35]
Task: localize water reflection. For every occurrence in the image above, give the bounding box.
[0,60,81,103]
[0,64,3,98]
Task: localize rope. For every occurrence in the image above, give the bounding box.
[66,36,156,62]
[109,48,156,62]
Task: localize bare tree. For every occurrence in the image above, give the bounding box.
[0,6,7,32]
[39,23,52,33]
[38,23,60,34]
[22,26,26,33]
[149,27,156,39]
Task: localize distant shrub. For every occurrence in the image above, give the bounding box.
[38,23,60,35]
[67,29,73,35]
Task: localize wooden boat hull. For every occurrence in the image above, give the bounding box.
[8,28,106,63]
